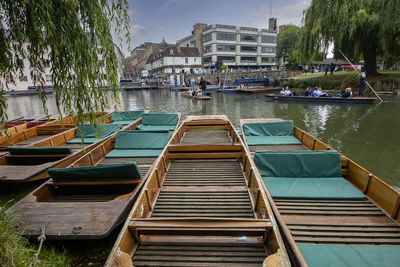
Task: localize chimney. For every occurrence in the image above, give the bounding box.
[176,40,181,53]
[269,18,277,31]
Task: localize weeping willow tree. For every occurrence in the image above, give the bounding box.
[298,0,400,76]
[0,0,130,127]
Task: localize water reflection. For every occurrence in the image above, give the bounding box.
[5,90,400,188]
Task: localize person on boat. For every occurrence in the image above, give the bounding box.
[359,68,366,97]
[304,87,312,96]
[200,77,207,96]
[283,87,292,96]
[342,87,353,98]
[191,78,196,91]
[278,88,285,95]
[313,87,328,97]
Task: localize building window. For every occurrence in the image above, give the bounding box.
[160,58,164,65]
[216,32,236,41]
[203,33,212,43]
[240,35,257,42]
[97,47,102,54]
[262,35,277,43]
[240,46,257,52]
[261,46,276,53]
[44,59,51,68]
[45,75,52,82]
[262,57,275,63]
[19,76,28,82]
[203,57,212,64]
[240,56,257,62]
[16,58,24,67]
[203,45,212,53]
[185,58,188,64]
[190,40,196,46]
[216,44,236,52]
[170,49,174,55]
[217,56,235,62]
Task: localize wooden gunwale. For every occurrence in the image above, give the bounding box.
[6,114,180,239]
[240,118,400,267]
[105,115,290,267]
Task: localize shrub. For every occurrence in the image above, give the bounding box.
[282,78,341,90]
[341,73,359,89]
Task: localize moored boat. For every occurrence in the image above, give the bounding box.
[240,118,400,267]
[240,86,281,94]
[266,94,376,104]
[6,123,177,239]
[105,115,290,267]
[180,91,211,100]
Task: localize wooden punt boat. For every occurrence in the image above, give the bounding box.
[240,118,400,267]
[6,115,180,239]
[180,92,211,100]
[0,114,145,183]
[265,94,376,104]
[239,86,281,94]
[105,115,290,267]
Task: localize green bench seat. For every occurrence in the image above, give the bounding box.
[298,243,400,267]
[243,120,300,145]
[67,124,120,144]
[105,130,170,159]
[137,125,176,131]
[48,162,142,182]
[254,151,366,200]
[137,113,178,132]
[111,110,144,125]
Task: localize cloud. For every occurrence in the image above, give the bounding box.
[130,24,147,38]
[250,0,311,26]
[158,26,166,31]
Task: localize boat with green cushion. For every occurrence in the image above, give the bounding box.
[6,126,175,239]
[137,113,180,132]
[240,118,400,267]
[110,110,145,125]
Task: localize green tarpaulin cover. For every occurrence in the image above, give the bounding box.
[298,243,400,267]
[263,177,365,199]
[111,110,144,122]
[48,162,142,182]
[243,121,295,136]
[67,124,120,144]
[105,130,169,158]
[246,136,301,145]
[8,146,72,155]
[141,113,178,126]
[254,151,342,178]
[110,120,135,126]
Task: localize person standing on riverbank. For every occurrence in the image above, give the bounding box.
[359,69,366,97]
[200,77,207,96]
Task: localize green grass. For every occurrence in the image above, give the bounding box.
[0,206,71,266]
[295,69,400,78]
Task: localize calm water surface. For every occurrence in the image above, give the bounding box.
[6,89,400,189]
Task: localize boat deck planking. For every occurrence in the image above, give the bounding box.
[105,115,290,267]
[240,118,400,266]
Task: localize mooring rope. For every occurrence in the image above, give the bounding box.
[30,225,46,267]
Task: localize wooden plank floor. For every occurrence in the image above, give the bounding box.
[132,243,267,266]
[181,130,231,144]
[151,160,254,219]
[15,135,52,145]
[249,144,305,153]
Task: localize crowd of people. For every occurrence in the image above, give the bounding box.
[278,86,354,98]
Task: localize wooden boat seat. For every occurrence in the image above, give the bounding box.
[129,218,272,239]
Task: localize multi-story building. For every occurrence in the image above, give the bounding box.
[145,46,201,75]
[179,21,278,69]
[2,44,124,91]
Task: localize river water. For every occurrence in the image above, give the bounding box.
[5,89,400,189]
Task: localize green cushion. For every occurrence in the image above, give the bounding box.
[48,162,142,182]
[66,138,103,144]
[263,177,366,199]
[8,146,73,155]
[298,243,400,267]
[254,151,342,178]
[114,131,170,149]
[111,110,144,122]
[76,124,120,138]
[141,113,178,126]
[246,136,301,145]
[110,120,134,125]
[105,149,162,158]
[243,121,294,136]
[137,125,176,131]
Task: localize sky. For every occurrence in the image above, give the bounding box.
[117,0,311,57]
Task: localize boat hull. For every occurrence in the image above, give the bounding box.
[266,94,376,104]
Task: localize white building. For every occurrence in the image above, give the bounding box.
[145,46,201,75]
[2,44,124,92]
[179,23,278,69]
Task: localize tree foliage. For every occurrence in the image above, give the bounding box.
[0,0,130,127]
[298,0,400,76]
[276,24,301,67]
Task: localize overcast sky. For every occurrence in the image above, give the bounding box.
[117,0,311,56]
